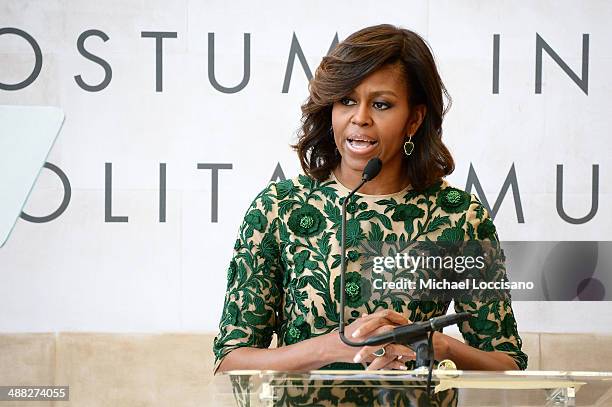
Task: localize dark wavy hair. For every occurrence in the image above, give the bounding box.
[293,24,454,191]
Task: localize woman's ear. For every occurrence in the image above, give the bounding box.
[410,105,427,134]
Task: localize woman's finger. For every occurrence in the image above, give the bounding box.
[365,344,416,370]
[385,343,416,360]
[353,325,414,363]
[366,353,396,370]
[359,309,409,326]
[383,360,409,371]
[357,342,416,365]
[351,317,398,339]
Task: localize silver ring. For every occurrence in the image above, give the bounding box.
[372,347,386,357]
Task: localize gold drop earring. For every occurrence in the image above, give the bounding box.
[404,134,414,156]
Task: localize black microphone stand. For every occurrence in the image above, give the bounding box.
[338,177,368,347]
[336,171,439,404]
[336,160,465,403]
[337,172,434,369]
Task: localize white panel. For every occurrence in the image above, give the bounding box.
[0,0,610,335]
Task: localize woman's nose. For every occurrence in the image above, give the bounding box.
[350,104,373,127]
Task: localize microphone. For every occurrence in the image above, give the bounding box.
[360,312,472,346]
[361,157,382,181]
[339,158,383,344]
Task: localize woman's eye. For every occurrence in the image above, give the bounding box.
[340,97,356,106]
[340,98,389,110]
[373,101,390,110]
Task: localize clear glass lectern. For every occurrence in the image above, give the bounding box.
[210,370,612,406]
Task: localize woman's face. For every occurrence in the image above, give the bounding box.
[331,63,425,178]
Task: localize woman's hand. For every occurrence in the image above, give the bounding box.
[350,313,454,370]
[358,342,416,370]
[323,309,416,370]
[356,331,454,370]
[350,310,416,370]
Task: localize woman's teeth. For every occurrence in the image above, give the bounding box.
[348,139,377,148]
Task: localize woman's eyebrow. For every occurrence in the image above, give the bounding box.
[346,89,398,98]
[352,90,397,98]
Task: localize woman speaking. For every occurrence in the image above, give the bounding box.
[213,24,527,374]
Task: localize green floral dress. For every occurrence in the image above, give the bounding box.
[213,173,528,376]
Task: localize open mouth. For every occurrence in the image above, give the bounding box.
[347,138,378,148]
[345,137,378,155]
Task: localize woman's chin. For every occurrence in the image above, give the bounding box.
[339,155,375,174]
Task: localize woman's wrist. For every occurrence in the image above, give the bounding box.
[434,332,453,361]
[434,333,518,370]
[317,330,343,365]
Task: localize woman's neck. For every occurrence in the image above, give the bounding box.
[332,162,411,195]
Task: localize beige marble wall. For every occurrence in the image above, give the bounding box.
[540,333,612,371]
[0,334,55,407]
[54,333,215,407]
[0,332,611,406]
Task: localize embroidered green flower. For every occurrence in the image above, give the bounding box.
[477,218,497,240]
[245,209,267,232]
[391,204,425,222]
[333,272,372,308]
[346,201,359,214]
[276,179,298,199]
[437,227,465,242]
[259,233,279,261]
[347,250,360,262]
[341,196,364,214]
[335,219,366,248]
[437,188,470,213]
[287,204,326,237]
[301,217,313,228]
[285,316,311,344]
[347,282,359,297]
[391,204,425,235]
